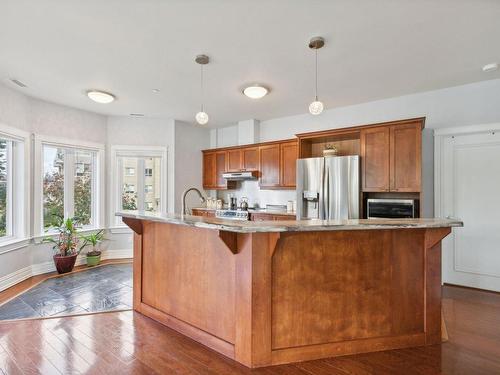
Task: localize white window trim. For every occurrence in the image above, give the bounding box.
[109,145,168,227]
[0,123,30,245]
[33,134,105,236]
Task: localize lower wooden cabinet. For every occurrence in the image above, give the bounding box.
[250,213,296,221]
[191,208,215,217]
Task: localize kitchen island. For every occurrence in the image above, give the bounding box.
[118,211,462,368]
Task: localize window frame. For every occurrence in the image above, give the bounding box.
[109,145,167,228]
[34,135,105,235]
[0,123,29,246]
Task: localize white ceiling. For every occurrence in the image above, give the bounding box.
[0,0,499,127]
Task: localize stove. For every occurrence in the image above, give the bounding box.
[215,209,250,221]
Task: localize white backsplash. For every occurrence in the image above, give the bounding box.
[216,180,296,209]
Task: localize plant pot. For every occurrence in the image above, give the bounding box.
[53,253,78,274]
[86,253,101,267]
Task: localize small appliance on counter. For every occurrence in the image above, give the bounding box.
[239,197,249,211]
[229,194,238,210]
[367,199,417,219]
[215,209,250,221]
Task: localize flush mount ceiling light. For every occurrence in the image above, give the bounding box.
[195,54,209,125]
[243,84,269,99]
[308,36,325,115]
[87,90,115,104]
[483,62,499,72]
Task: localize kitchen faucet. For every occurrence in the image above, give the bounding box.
[181,187,206,215]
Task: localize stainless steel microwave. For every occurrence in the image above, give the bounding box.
[367,199,417,219]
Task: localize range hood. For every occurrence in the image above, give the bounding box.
[222,171,258,180]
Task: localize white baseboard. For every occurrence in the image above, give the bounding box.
[0,248,133,293]
[0,265,33,293]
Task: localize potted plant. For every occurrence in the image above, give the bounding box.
[43,216,81,274]
[80,230,106,267]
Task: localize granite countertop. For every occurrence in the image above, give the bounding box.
[116,210,463,234]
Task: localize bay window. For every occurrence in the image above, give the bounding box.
[0,125,29,244]
[35,136,104,234]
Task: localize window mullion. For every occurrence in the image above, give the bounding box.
[5,141,13,237]
[64,150,75,219]
[137,158,145,211]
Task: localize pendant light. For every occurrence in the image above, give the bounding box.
[308,37,325,115]
[195,54,209,125]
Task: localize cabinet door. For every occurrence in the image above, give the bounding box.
[202,152,216,189]
[360,127,390,192]
[390,123,421,192]
[259,144,280,188]
[215,151,227,188]
[242,147,259,171]
[227,149,242,172]
[280,141,298,188]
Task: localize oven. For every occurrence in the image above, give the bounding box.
[366,199,417,219]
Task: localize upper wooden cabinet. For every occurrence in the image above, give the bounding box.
[259,144,281,188]
[242,147,259,170]
[202,141,296,190]
[258,141,297,189]
[360,127,390,192]
[202,152,216,188]
[202,151,236,190]
[280,141,298,188]
[361,121,422,192]
[227,149,242,172]
[226,147,260,172]
[390,122,422,192]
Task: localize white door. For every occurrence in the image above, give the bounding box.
[436,127,500,292]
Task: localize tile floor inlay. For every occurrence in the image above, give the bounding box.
[0,263,132,320]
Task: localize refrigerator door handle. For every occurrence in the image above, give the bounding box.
[318,159,325,220]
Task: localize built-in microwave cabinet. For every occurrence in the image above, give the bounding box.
[361,121,422,193]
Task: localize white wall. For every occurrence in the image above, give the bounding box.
[0,83,110,286]
[174,120,211,212]
[211,79,500,216]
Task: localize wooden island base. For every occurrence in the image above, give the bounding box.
[123,218,451,368]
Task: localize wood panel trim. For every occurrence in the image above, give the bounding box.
[123,217,143,235]
[133,232,143,310]
[218,230,238,254]
[270,333,426,366]
[202,139,297,153]
[139,302,235,359]
[296,117,425,140]
[425,227,451,249]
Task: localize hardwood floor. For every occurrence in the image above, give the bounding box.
[0,285,498,374]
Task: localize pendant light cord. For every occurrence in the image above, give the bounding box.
[200,64,204,112]
[315,48,318,101]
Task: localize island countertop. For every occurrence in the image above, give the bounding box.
[116,210,463,233]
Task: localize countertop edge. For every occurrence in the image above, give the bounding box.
[116,211,463,234]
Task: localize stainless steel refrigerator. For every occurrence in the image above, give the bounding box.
[296,155,359,220]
